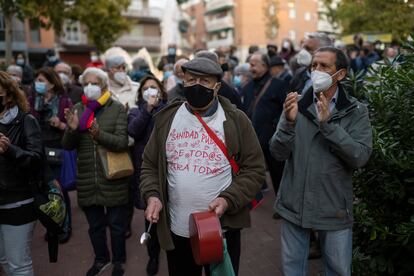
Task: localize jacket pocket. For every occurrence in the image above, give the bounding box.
[317,169,353,220]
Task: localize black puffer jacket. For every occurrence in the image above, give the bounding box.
[0,111,43,205]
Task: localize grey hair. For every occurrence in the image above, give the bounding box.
[252,51,270,67]
[79,67,109,90]
[6,65,23,77]
[55,62,72,75]
[307,32,333,47]
[105,55,126,70]
[132,57,149,70]
[174,58,189,73]
[234,63,251,76]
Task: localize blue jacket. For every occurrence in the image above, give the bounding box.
[127,101,167,208]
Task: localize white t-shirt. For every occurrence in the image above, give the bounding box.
[166,103,232,237]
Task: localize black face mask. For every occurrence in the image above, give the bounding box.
[268,50,276,57]
[184,84,215,108]
[0,96,5,113]
[221,63,229,72]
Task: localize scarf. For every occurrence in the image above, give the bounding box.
[78,91,111,132]
[0,106,19,125]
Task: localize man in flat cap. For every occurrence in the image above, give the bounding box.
[269,56,292,85]
[140,57,265,276]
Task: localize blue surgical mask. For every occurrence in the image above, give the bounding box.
[168,48,176,56]
[233,75,242,87]
[163,71,173,80]
[175,76,183,85]
[35,82,47,95]
[16,58,25,66]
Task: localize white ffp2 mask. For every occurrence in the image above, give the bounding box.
[296,49,312,67]
[143,87,159,102]
[114,72,127,85]
[311,70,340,93]
[84,84,102,100]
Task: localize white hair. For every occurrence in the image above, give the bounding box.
[307,32,333,47]
[6,65,23,77]
[55,62,72,75]
[79,67,109,89]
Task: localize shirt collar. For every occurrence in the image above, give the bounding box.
[313,87,339,104]
[185,97,219,117]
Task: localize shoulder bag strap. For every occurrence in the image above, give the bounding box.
[250,78,272,114]
[193,112,239,174]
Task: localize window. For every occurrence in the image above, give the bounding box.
[289,9,296,19]
[64,20,81,44]
[29,19,40,43]
[131,25,144,37]
[289,30,296,40]
[304,12,311,21]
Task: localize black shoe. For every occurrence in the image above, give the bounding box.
[86,261,111,276]
[146,257,159,275]
[112,264,125,276]
[125,228,132,239]
[272,212,282,220]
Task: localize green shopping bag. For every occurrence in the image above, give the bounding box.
[210,239,235,276]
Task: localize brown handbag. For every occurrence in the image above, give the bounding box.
[97,146,134,180]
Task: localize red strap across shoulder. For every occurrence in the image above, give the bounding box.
[194,112,239,174]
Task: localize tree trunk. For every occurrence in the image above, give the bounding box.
[4,12,13,66]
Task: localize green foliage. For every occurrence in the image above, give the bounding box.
[68,0,131,51]
[0,0,131,52]
[350,35,414,275]
[321,0,414,41]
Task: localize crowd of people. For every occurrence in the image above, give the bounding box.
[1,31,400,276]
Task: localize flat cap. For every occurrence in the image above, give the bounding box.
[269,56,285,67]
[105,55,126,69]
[195,50,219,63]
[181,57,223,79]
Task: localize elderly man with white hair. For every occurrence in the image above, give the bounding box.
[105,55,139,110]
[6,65,23,83]
[54,62,83,104]
[63,67,129,276]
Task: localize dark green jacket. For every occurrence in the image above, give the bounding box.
[270,85,373,230]
[140,96,265,250]
[62,98,129,207]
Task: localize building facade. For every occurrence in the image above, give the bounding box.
[180,0,319,60]
[0,12,55,69]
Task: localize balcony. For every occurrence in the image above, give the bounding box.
[205,0,235,14]
[122,7,163,22]
[114,35,161,51]
[205,16,234,33]
[206,36,234,50]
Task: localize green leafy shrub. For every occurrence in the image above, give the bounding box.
[349,38,414,275]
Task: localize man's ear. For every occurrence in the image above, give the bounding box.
[214,82,221,95]
[337,69,347,82]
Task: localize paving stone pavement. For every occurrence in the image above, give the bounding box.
[30,181,323,276]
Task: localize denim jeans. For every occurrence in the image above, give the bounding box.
[83,205,127,264]
[281,219,352,276]
[0,221,36,276]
